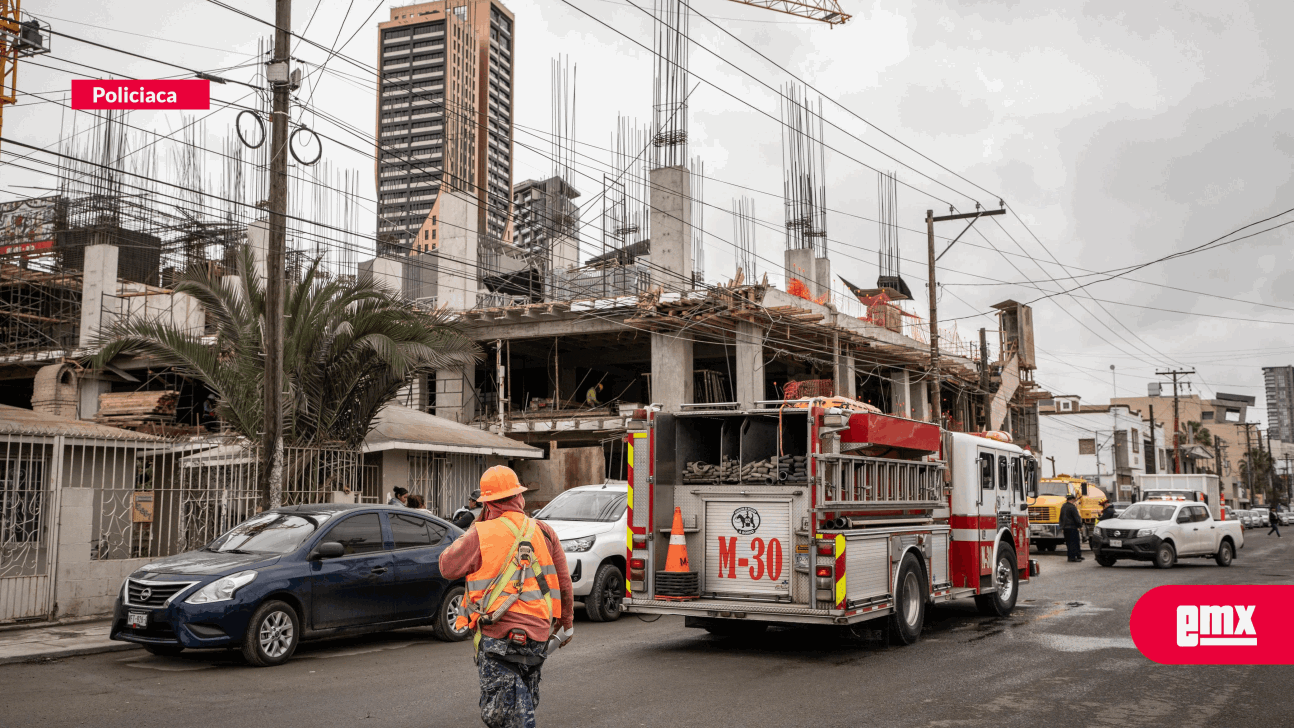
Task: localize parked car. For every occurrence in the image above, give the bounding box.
[110,504,468,666]
[1090,501,1243,568]
[536,482,628,622]
[1280,511,1293,526]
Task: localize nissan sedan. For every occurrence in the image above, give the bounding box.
[110,504,469,666]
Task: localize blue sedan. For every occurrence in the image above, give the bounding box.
[110,503,470,666]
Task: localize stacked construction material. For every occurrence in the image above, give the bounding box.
[779,454,808,482]
[683,460,720,483]
[95,390,179,423]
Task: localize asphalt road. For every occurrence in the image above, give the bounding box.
[4,532,1292,728]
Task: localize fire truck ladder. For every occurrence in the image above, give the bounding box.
[814,454,945,512]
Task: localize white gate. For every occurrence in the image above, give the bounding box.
[0,436,59,623]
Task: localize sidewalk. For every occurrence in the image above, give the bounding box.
[0,619,138,665]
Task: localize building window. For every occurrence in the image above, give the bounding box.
[1132,429,1140,453]
[424,230,428,240]
[1078,439,1096,455]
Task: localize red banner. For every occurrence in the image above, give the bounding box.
[71,80,210,110]
[1131,585,1294,664]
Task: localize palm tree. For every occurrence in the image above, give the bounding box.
[90,244,480,449]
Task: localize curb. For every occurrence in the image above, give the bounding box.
[0,641,140,666]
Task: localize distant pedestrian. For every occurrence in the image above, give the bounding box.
[407,494,428,511]
[453,489,483,530]
[388,486,409,507]
[1269,509,1281,537]
[1098,498,1116,522]
[1059,493,1085,562]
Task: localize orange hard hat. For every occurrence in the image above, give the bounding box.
[478,465,527,502]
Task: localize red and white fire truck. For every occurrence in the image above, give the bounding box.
[621,401,1041,643]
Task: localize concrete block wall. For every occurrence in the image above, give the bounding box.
[53,488,152,618]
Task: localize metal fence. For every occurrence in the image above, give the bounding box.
[49,436,373,562]
[0,436,53,621]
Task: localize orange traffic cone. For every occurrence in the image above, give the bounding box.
[665,507,690,572]
[655,507,699,600]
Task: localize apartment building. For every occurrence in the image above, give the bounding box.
[375,0,515,254]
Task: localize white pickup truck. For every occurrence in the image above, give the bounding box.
[1089,501,1244,569]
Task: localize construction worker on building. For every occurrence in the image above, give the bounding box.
[441,466,574,728]
[585,382,603,407]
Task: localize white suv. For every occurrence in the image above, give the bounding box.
[536,483,628,622]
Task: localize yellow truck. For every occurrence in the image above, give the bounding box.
[1026,475,1108,552]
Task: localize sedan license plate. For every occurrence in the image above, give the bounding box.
[127,612,148,629]
[1109,539,1122,548]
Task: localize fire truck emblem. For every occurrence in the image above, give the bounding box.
[731,507,760,535]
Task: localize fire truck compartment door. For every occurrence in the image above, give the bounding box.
[704,500,792,597]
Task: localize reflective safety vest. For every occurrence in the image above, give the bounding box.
[454,511,562,636]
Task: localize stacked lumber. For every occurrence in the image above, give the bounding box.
[95,390,180,425]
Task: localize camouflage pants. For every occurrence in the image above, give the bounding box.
[478,635,546,728]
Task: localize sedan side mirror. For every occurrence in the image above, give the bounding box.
[311,541,345,560]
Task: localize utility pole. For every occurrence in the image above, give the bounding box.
[261,0,292,510]
[1047,456,1056,478]
[978,327,989,429]
[1243,423,1255,506]
[1148,403,1157,471]
[1155,369,1195,475]
[926,206,1005,428]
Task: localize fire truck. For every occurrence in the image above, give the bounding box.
[621,401,1041,643]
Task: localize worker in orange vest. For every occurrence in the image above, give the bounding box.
[441,466,574,728]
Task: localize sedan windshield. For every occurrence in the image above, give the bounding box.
[536,490,627,522]
[1118,504,1177,522]
[207,512,335,554]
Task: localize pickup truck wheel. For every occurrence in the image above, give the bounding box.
[888,552,927,645]
[1214,540,1234,567]
[974,543,1019,618]
[1153,542,1177,569]
[1095,554,1117,567]
[1040,543,1056,553]
[584,564,624,622]
[241,600,300,667]
[433,586,471,641]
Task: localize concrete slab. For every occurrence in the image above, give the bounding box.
[0,619,137,665]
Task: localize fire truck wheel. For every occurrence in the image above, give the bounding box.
[974,543,1019,618]
[888,552,927,646]
[584,564,625,622]
[1153,541,1176,569]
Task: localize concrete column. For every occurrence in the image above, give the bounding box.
[910,379,930,422]
[835,347,856,400]
[78,377,112,419]
[246,218,269,283]
[890,369,911,418]
[79,244,118,346]
[651,331,694,411]
[814,256,832,299]
[436,367,476,422]
[648,166,693,290]
[784,248,814,297]
[735,320,765,408]
[431,190,480,311]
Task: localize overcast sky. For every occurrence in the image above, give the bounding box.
[5,0,1293,428]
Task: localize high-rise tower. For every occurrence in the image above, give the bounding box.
[375,0,514,257]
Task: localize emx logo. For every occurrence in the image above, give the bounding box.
[1176,605,1256,646]
[1132,586,1292,664]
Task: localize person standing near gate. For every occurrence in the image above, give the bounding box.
[441,466,574,728]
[1059,493,1085,562]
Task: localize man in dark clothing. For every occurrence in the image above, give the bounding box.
[1059,493,1085,562]
[453,490,483,530]
[1269,509,1282,537]
[1098,498,1117,522]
